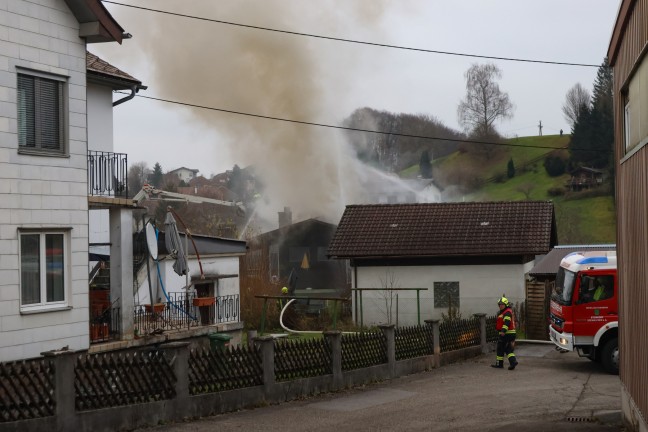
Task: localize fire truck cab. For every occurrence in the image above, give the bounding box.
[548,250,618,374]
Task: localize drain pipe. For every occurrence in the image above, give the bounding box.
[113,83,148,107]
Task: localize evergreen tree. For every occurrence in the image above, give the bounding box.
[419,150,432,179]
[507,158,515,178]
[568,58,613,170]
[151,162,163,188]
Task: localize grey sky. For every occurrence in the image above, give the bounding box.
[93,0,620,182]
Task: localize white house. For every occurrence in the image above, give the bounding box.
[328,202,557,326]
[168,167,200,184]
[0,0,128,361]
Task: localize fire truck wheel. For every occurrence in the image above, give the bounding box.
[600,338,619,375]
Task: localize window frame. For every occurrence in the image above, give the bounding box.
[16,68,68,157]
[19,229,71,313]
[433,281,460,309]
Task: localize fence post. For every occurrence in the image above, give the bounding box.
[160,342,191,414]
[474,313,488,354]
[255,335,276,397]
[379,324,395,377]
[324,330,342,389]
[42,350,77,432]
[425,319,440,368]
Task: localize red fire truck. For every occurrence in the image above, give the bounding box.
[548,250,618,374]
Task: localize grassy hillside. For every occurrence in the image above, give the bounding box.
[402,134,617,245]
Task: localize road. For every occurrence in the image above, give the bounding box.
[143,343,622,432]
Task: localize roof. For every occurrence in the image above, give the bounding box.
[254,218,337,243]
[169,167,200,174]
[529,244,616,277]
[64,0,125,44]
[328,201,557,259]
[86,52,145,90]
[158,231,246,256]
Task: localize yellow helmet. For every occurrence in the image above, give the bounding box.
[281,286,288,294]
[498,296,509,307]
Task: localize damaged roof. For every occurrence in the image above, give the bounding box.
[328,201,557,259]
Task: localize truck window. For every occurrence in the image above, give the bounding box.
[578,274,614,304]
[553,268,576,305]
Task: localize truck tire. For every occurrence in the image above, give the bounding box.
[601,338,619,375]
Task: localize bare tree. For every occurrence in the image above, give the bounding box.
[127,161,149,198]
[378,271,400,325]
[457,63,514,138]
[516,182,536,200]
[562,83,591,128]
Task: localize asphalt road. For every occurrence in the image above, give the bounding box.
[142,342,622,432]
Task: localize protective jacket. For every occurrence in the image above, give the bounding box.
[496,306,516,334]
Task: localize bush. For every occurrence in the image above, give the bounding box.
[544,155,567,177]
[547,187,565,197]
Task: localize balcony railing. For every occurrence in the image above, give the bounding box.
[134,293,240,336]
[87,150,128,197]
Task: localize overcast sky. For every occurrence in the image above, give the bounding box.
[93,1,620,179]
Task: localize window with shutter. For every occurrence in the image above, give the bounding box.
[17,73,66,154]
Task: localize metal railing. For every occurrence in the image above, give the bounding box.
[134,293,240,336]
[90,305,120,343]
[87,150,128,197]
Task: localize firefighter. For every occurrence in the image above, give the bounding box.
[491,296,518,370]
[278,286,289,310]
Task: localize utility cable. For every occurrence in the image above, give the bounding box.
[116,91,613,154]
[102,1,601,68]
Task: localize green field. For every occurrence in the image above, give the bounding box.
[402,134,617,245]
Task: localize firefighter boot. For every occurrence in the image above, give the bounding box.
[508,357,518,370]
[491,360,503,369]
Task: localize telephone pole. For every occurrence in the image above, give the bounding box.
[538,120,543,136]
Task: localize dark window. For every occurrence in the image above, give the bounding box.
[434,281,460,308]
[17,74,65,153]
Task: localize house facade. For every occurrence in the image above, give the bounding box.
[168,167,200,184]
[0,0,126,361]
[608,1,648,430]
[328,202,557,326]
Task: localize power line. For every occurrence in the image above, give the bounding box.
[103,1,601,68]
[116,91,611,153]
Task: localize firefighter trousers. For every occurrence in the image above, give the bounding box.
[496,333,517,364]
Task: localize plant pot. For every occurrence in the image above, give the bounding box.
[193,297,215,307]
[145,303,165,313]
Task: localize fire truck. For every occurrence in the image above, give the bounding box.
[548,250,618,374]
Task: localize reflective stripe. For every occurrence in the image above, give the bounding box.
[507,353,516,358]
[496,356,504,360]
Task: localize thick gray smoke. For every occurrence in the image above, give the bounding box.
[109,1,437,229]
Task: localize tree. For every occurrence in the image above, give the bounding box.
[127,161,148,198]
[568,59,613,170]
[516,182,536,200]
[150,162,163,188]
[562,83,591,128]
[507,158,515,179]
[419,150,432,179]
[543,155,566,177]
[457,63,514,138]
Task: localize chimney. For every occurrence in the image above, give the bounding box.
[278,207,292,228]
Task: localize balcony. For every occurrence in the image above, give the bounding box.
[87,150,128,197]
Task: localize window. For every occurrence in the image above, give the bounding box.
[20,231,69,311]
[17,72,66,154]
[434,281,460,308]
[624,58,648,154]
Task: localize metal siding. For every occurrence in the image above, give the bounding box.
[614,0,648,421]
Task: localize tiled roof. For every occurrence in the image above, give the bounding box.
[529,244,616,276]
[328,201,556,259]
[86,51,142,85]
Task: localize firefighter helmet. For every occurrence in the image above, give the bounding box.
[498,296,509,307]
[281,286,288,294]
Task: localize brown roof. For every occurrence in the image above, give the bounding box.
[529,245,616,277]
[86,52,144,88]
[328,201,557,259]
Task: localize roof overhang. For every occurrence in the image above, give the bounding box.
[87,71,146,91]
[607,0,636,66]
[64,0,126,44]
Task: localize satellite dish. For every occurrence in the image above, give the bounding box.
[145,222,158,260]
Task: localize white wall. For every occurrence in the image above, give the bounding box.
[354,262,530,327]
[87,83,114,251]
[0,0,90,361]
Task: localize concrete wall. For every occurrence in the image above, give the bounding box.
[0,0,90,361]
[354,262,531,326]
